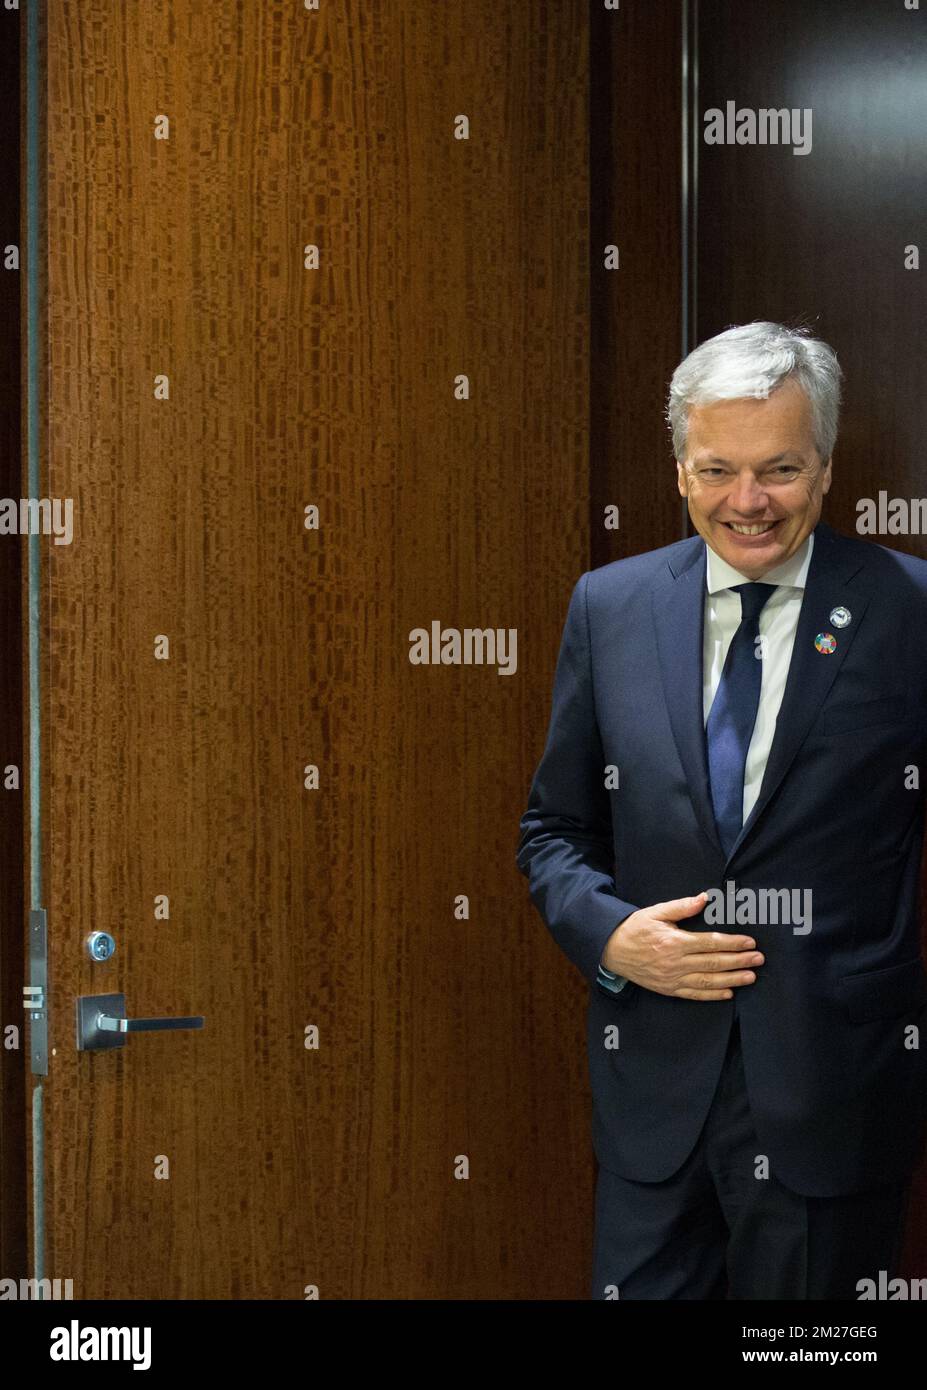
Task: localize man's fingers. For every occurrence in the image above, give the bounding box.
[672,987,734,1001]
[680,951,764,971]
[622,899,763,999]
[652,894,757,950]
[680,970,757,990]
[678,929,758,953]
[651,891,709,919]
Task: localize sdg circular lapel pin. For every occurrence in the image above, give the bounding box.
[815,632,837,654]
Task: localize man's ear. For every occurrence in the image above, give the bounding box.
[821,456,833,494]
[676,461,688,497]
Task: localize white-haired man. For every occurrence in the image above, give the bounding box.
[517,322,927,1299]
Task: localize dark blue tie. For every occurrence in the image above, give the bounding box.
[706,582,777,856]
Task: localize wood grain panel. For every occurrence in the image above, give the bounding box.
[0,4,26,1285]
[591,0,684,565]
[696,0,927,555]
[39,0,593,1298]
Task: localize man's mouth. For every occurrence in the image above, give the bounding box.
[723,520,781,536]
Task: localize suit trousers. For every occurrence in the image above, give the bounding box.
[591,1018,912,1300]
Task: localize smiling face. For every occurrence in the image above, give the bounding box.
[676,376,832,579]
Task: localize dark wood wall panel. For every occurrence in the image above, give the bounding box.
[0,5,25,1283]
[696,0,926,554]
[39,0,596,1298]
[591,1,684,566]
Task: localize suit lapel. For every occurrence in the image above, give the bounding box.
[652,535,723,857]
[725,519,871,863]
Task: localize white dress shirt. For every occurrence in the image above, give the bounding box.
[598,528,815,991]
[704,529,814,823]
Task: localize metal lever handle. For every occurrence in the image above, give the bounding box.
[76,993,205,1051]
[98,1012,204,1034]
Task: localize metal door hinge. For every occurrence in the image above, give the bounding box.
[27,908,48,1075]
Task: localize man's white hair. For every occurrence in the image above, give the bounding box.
[666,321,843,464]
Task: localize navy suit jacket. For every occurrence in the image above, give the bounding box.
[517,519,927,1196]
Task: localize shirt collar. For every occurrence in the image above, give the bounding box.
[705,527,815,596]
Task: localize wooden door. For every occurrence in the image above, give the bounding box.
[22,0,596,1299]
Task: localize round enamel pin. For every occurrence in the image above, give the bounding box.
[815,632,837,654]
[829,606,851,628]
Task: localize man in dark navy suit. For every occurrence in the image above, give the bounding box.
[517,322,927,1299]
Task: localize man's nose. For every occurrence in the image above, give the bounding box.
[728,473,768,512]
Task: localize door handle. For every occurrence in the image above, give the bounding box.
[76,993,205,1051]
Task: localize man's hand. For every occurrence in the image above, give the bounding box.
[600,891,764,1000]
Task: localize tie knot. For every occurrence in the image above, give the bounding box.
[733,582,777,623]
